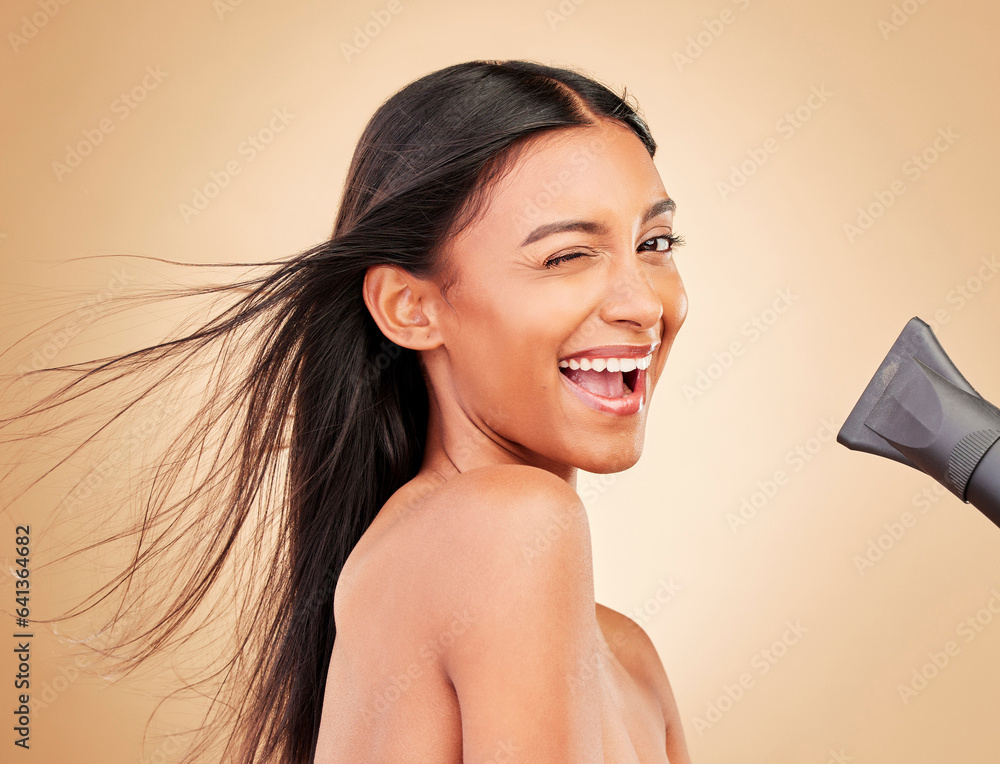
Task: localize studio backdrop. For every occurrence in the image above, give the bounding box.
[2,1,1000,762]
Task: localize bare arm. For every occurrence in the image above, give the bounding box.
[632,620,692,763]
[594,605,692,763]
[424,465,606,763]
[652,652,692,764]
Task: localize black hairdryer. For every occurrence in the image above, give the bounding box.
[838,317,1000,528]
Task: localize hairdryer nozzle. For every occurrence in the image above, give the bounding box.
[838,317,1000,527]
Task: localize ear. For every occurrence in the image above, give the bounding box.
[362,265,444,351]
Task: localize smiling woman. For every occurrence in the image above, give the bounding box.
[3,60,691,763]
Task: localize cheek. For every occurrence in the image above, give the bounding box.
[659,270,688,335]
[448,291,556,395]
[648,274,687,384]
[459,296,578,425]
[671,284,689,330]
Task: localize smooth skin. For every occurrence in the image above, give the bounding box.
[315,118,690,763]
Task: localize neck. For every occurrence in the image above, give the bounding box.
[417,382,578,491]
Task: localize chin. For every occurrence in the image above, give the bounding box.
[576,439,644,475]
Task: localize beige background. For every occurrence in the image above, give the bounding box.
[3,0,1000,762]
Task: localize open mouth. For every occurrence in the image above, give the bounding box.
[557,355,650,399]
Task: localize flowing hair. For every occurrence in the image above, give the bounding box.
[1,60,657,762]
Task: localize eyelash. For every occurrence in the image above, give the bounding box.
[543,233,685,268]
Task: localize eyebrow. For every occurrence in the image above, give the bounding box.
[520,197,676,247]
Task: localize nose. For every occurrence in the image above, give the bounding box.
[597,252,668,333]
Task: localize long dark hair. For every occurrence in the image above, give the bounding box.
[2,60,657,762]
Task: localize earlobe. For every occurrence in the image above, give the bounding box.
[362,264,442,351]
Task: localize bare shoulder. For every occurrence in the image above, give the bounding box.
[434,463,585,517]
[415,464,594,617]
[414,464,606,761]
[347,464,592,627]
[596,604,692,764]
[418,463,592,570]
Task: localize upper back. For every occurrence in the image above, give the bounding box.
[329,463,609,762]
[335,463,594,650]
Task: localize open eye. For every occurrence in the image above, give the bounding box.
[639,233,685,252]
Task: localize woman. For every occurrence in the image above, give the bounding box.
[6,60,690,762]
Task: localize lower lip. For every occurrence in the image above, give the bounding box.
[559,366,647,416]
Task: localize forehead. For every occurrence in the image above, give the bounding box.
[455,120,668,246]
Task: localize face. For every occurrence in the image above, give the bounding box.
[420,119,688,478]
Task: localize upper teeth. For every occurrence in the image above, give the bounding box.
[559,355,651,372]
